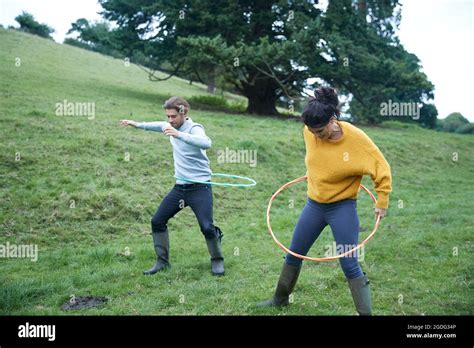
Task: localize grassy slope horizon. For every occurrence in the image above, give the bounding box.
[1,28,473,315]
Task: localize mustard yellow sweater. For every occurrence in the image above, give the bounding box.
[304,121,392,209]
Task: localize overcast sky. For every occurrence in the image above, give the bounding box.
[1,0,472,121]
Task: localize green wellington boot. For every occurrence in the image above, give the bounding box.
[257,262,302,307]
[205,229,224,276]
[143,231,171,275]
[347,272,372,315]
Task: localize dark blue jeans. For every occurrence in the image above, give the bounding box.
[151,183,219,240]
[285,198,364,279]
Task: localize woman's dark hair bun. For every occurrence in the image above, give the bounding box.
[301,86,341,128]
[313,87,338,107]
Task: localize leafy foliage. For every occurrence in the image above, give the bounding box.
[437,112,472,133]
[15,11,54,39]
[97,0,437,124]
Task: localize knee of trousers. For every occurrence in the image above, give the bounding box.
[201,224,218,239]
[151,217,167,233]
[285,254,303,267]
[339,258,363,279]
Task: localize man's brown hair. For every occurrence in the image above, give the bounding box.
[164,96,190,115]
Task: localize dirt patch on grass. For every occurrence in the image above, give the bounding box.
[61,296,108,311]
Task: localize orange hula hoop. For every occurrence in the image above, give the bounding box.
[266,176,381,261]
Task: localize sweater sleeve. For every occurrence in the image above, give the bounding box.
[177,124,212,150]
[136,121,168,132]
[366,148,392,209]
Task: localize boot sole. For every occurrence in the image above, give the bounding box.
[143,265,171,275]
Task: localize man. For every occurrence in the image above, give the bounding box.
[120,96,224,276]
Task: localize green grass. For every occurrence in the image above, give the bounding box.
[1,28,473,315]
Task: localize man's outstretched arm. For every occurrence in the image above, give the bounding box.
[120,120,168,132]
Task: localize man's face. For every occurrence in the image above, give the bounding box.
[166,108,186,129]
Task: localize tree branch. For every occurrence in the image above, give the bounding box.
[135,60,186,82]
[251,62,298,101]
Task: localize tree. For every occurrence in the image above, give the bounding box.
[177,35,228,93]
[66,18,135,58]
[98,0,436,120]
[439,112,470,133]
[15,11,54,39]
[455,123,474,134]
[305,0,437,126]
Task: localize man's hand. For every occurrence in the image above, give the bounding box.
[163,125,179,138]
[374,207,387,220]
[120,120,138,127]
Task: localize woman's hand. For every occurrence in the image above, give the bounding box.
[374,207,387,220]
[163,126,179,138]
[120,120,138,127]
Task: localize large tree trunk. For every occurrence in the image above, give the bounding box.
[246,95,279,115]
[243,78,279,115]
[206,68,215,94]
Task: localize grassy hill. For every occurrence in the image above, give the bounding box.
[0,28,473,315]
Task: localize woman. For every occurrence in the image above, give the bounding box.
[258,87,392,315]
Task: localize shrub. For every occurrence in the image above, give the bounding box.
[188,95,246,114]
[455,123,474,134]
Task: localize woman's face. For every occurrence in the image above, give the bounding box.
[308,119,335,140]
